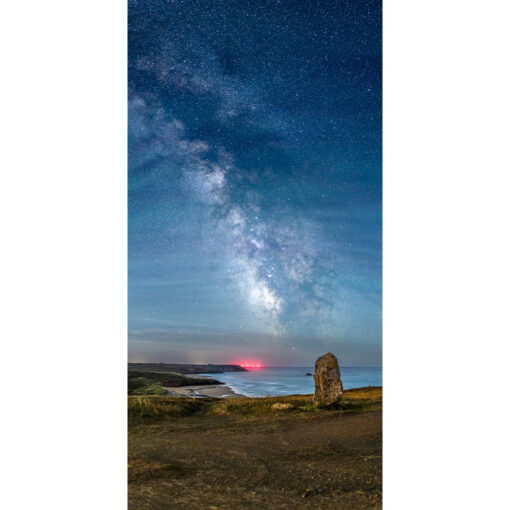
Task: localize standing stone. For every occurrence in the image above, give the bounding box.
[313,352,343,407]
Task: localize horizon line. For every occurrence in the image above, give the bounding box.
[128,362,382,368]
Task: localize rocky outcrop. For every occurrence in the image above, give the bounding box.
[313,352,343,407]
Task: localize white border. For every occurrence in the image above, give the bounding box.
[1,1,127,508]
[384,0,510,507]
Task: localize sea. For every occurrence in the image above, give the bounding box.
[202,366,382,397]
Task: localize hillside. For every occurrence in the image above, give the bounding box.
[128,370,223,396]
[128,363,247,374]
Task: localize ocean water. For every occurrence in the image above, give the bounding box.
[203,366,382,397]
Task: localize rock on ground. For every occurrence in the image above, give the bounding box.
[313,352,344,407]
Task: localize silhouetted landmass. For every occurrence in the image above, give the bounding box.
[128,363,247,374]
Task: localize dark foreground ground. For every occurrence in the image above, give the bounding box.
[128,388,382,509]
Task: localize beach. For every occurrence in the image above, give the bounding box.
[163,374,246,398]
[164,383,245,398]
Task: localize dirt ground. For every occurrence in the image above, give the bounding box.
[129,407,382,509]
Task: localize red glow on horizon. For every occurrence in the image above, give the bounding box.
[237,361,263,369]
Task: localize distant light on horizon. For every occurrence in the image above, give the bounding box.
[237,361,263,369]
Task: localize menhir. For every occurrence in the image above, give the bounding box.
[313,352,344,407]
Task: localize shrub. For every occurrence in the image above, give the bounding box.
[271,403,294,411]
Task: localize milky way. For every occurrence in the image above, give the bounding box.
[128,0,382,366]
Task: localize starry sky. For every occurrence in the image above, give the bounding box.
[128,0,381,366]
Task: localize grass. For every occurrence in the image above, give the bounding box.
[128,387,382,423]
[207,395,313,415]
[207,387,382,415]
[341,386,383,412]
[128,378,169,395]
[128,396,206,422]
[128,370,222,395]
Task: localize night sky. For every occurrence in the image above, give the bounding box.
[128,0,381,366]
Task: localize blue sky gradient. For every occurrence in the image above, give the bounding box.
[128,0,381,366]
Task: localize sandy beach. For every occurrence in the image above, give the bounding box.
[163,384,245,398]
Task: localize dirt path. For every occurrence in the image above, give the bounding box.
[129,410,382,509]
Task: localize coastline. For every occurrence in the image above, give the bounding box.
[164,383,245,398]
[158,368,382,399]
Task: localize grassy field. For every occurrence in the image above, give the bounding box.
[128,370,222,396]
[129,387,382,509]
[128,386,382,421]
